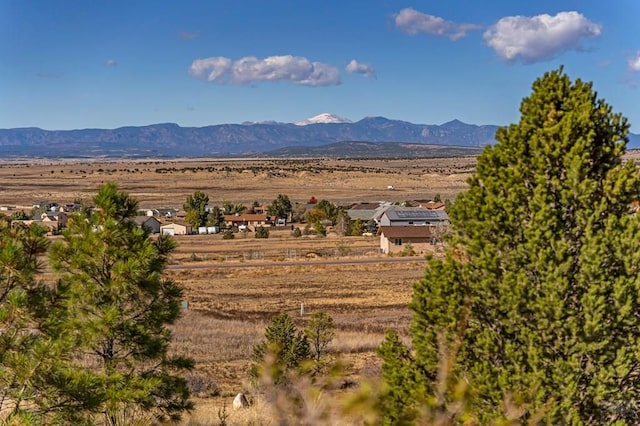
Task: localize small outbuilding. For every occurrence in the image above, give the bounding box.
[160,222,192,236]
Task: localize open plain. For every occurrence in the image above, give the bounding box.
[0,154,535,423]
[0,157,475,207]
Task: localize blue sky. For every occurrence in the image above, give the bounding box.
[2,0,639,131]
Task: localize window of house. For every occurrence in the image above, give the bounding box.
[394,238,402,246]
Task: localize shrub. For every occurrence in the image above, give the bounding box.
[399,243,416,257]
[313,221,326,237]
[250,313,310,385]
[305,311,335,375]
[255,226,269,239]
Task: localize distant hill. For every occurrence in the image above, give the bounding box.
[263,141,484,158]
[0,117,498,158]
[0,116,637,158]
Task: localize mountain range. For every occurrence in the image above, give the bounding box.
[0,114,638,158]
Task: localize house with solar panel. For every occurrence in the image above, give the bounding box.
[378,207,449,227]
[377,206,449,254]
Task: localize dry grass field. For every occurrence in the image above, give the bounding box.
[0,155,469,423]
[0,157,475,208]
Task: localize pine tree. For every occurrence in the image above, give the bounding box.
[0,221,58,422]
[49,183,194,423]
[379,68,640,424]
[305,311,335,375]
[251,312,311,385]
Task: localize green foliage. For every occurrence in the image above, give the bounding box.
[184,191,209,228]
[378,68,640,424]
[398,243,416,257]
[305,199,338,225]
[255,225,270,239]
[222,201,244,215]
[249,200,261,214]
[206,206,223,227]
[433,193,442,203]
[292,227,302,238]
[251,312,311,385]
[268,194,293,220]
[0,222,64,422]
[222,229,235,240]
[49,182,194,423]
[334,208,351,236]
[29,205,47,219]
[315,200,336,219]
[350,218,365,236]
[9,210,29,221]
[365,219,378,233]
[377,330,425,425]
[305,311,335,375]
[313,221,326,237]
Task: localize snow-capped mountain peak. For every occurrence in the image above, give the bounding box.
[294,113,352,126]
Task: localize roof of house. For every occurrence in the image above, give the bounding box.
[378,226,437,238]
[133,216,160,226]
[224,214,268,222]
[349,202,382,210]
[350,203,394,221]
[161,221,192,229]
[418,201,446,210]
[382,207,449,222]
[348,202,384,221]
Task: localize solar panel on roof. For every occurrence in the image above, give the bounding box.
[395,210,428,218]
[393,210,447,219]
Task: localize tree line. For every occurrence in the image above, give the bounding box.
[182,192,377,237]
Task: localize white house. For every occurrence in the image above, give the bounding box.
[378,207,449,227]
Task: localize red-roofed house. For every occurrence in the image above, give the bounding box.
[223,213,269,231]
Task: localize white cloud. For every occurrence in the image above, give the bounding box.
[394,8,481,41]
[189,55,340,86]
[346,60,376,78]
[189,57,232,82]
[177,31,200,40]
[104,59,117,67]
[483,11,602,64]
[628,52,640,72]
